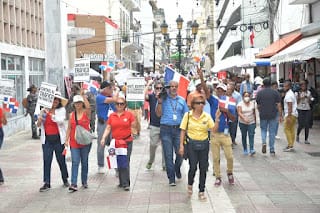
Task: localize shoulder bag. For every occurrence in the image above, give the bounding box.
[75,112,94,145]
[183,112,190,160]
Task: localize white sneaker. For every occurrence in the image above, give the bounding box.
[98,167,105,174]
[275,136,280,140]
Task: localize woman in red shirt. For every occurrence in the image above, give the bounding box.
[0,107,7,185]
[65,94,91,192]
[37,92,69,192]
[100,97,136,191]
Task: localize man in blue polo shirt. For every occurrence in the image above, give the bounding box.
[96,81,118,173]
[207,83,236,186]
[156,80,189,186]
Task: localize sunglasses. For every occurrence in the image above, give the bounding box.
[155,87,163,90]
[116,102,125,106]
[194,101,205,105]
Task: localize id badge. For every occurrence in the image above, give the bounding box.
[224,128,229,135]
[173,114,177,121]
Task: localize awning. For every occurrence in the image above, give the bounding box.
[211,55,250,73]
[271,34,320,64]
[253,58,271,66]
[256,32,302,58]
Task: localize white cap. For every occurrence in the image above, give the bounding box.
[216,83,227,91]
[73,95,84,103]
[212,77,219,84]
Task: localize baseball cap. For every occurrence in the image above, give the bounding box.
[100,81,112,89]
[216,83,227,91]
[212,77,219,84]
[73,95,84,103]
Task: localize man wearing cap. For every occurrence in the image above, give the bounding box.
[96,81,118,173]
[26,84,39,139]
[206,83,236,186]
[240,74,253,96]
[156,80,189,186]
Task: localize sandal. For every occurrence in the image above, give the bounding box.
[187,185,193,196]
[198,192,207,201]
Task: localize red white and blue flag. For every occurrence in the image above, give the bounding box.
[106,139,128,169]
[83,80,100,95]
[249,27,255,47]
[164,66,190,99]
[3,96,19,113]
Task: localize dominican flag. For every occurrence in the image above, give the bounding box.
[3,96,19,113]
[83,80,100,95]
[249,26,255,47]
[164,66,190,99]
[106,139,128,169]
[218,96,236,114]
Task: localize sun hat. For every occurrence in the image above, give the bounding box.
[54,91,68,107]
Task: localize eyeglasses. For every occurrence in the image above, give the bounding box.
[194,101,205,105]
[170,85,178,88]
[116,102,125,106]
[155,87,163,90]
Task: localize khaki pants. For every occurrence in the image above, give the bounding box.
[211,133,234,178]
[128,108,141,135]
[284,115,297,147]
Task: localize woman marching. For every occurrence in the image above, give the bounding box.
[179,96,220,201]
[100,97,136,191]
[37,91,69,192]
[65,93,91,192]
[0,106,7,185]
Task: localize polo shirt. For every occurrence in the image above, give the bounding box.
[96,93,116,121]
[107,111,135,141]
[160,95,189,126]
[180,111,214,140]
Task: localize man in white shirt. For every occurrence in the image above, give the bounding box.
[283,80,298,152]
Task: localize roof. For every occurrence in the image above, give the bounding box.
[256,32,302,58]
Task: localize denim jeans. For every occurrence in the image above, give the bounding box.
[187,141,209,192]
[70,144,92,186]
[118,142,133,187]
[275,112,279,136]
[160,125,182,183]
[239,122,256,152]
[42,140,69,184]
[29,112,38,137]
[97,121,111,167]
[260,118,278,152]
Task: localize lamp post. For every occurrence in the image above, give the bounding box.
[160,15,199,76]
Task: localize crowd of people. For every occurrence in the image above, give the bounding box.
[0,68,318,202]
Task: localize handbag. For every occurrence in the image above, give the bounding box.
[74,112,94,145]
[189,138,209,151]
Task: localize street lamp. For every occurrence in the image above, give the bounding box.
[160,15,199,75]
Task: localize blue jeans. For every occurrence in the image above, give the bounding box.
[42,140,69,184]
[239,122,256,152]
[275,112,279,136]
[97,121,111,167]
[160,125,182,183]
[70,144,92,186]
[260,118,278,152]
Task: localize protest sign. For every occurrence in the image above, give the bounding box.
[37,82,57,109]
[126,77,145,101]
[74,58,90,82]
[0,78,15,101]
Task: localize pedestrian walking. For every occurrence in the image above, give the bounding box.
[100,97,136,191]
[96,81,117,173]
[271,81,281,140]
[37,91,69,192]
[65,94,92,192]
[237,91,256,155]
[240,74,253,96]
[0,107,7,185]
[26,84,40,139]
[156,80,189,186]
[227,82,241,146]
[256,78,283,156]
[179,96,219,201]
[145,81,166,170]
[295,80,313,144]
[127,100,143,139]
[283,80,298,152]
[85,90,96,133]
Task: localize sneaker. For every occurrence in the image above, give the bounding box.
[227,173,235,185]
[270,151,276,156]
[262,144,266,154]
[243,150,249,155]
[32,135,40,139]
[275,136,281,140]
[250,150,256,156]
[98,167,105,174]
[283,146,294,152]
[82,183,88,189]
[214,178,222,186]
[0,180,4,185]
[63,180,70,188]
[169,181,176,186]
[39,183,51,192]
[146,162,152,170]
[305,141,310,144]
[68,184,78,193]
[124,186,130,191]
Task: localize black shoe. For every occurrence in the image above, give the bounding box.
[262,144,266,154]
[68,184,78,192]
[124,186,130,191]
[63,180,70,187]
[32,135,40,139]
[176,169,182,179]
[82,183,88,189]
[0,180,4,185]
[39,183,51,192]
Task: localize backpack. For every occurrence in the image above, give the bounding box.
[22,98,28,109]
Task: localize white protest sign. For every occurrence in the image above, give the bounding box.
[37,82,57,109]
[126,77,145,101]
[0,78,15,101]
[74,58,90,82]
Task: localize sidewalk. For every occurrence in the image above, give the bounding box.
[0,120,320,212]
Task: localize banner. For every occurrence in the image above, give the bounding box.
[0,78,15,101]
[74,58,90,82]
[126,77,145,101]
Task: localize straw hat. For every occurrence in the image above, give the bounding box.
[54,91,68,107]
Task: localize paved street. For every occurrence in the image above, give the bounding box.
[0,119,320,213]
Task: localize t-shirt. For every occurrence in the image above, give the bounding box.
[284,89,298,117]
[237,101,255,124]
[44,113,59,135]
[148,93,161,127]
[108,111,135,142]
[256,87,281,120]
[295,90,311,110]
[96,93,116,121]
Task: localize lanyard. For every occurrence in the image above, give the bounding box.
[169,97,178,113]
